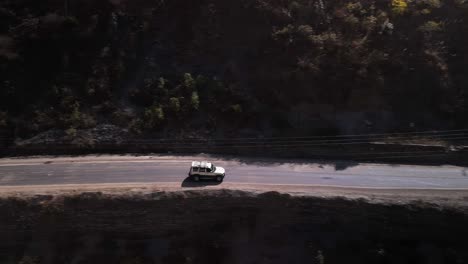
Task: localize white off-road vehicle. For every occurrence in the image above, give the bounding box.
[188,161,225,182]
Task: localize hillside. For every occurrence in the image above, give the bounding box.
[1,0,468,142]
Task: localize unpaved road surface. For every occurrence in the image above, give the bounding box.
[0,154,468,189]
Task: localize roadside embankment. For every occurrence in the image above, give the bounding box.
[3,141,468,167]
[1,188,467,263]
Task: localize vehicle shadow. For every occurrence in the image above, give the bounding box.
[181,177,222,188]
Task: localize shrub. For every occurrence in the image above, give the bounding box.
[315,250,325,264]
[112,109,133,127]
[96,100,117,114]
[454,0,467,6]
[420,8,432,14]
[362,16,377,31]
[392,0,408,14]
[157,77,168,91]
[70,107,95,128]
[73,132,95,148]
[272,24,295,42]
[155,77,169,99]
[424,0,441,8]
[297,25,314,37]
[18,256,39,264]
[32,110,55,131]
[418,21,443,32]
[191,91,200,110]
[346,2,362,13]
[143,78,155,89]
[144,105,164,129]
[65,127,77,138]
[129,118,144,134]
[230,104,242,113]
[289,1,301,11]
[183,73,196,90]
[169,97,181,113]
[308,32,340,47]
[343,15,360,28]
[60,100,96,129]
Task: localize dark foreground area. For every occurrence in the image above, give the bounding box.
[0,190,467,264]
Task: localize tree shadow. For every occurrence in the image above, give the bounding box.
[332,160,359,171]
[181,177,223,188]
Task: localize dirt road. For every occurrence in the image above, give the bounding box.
[0,155,467,190]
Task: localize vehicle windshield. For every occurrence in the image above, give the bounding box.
[212,164,216,171]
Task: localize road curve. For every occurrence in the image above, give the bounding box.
[0,155,468,189]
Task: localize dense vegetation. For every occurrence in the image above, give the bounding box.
[1,0,468,140]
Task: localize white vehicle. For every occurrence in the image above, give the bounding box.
[188,161,225,182]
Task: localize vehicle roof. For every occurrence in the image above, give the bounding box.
[191,161,212,168]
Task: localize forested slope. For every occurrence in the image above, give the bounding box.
[1,0,467,141]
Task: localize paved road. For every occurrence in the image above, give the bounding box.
[0,155,468,189]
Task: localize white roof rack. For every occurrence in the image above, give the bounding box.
[191,161,212,168]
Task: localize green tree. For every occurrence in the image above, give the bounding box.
[169,97,181,113]
[67,103,95,129]
[144,104,164,128]
[157,77,166,89]
[59,99,95,129]
[155,77,169,98]
[183,73,196,90]
[191,91,200,110]
[315,250,325,264]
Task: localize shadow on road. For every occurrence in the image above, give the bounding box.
[181,177,222,188]
[333,161,359,171]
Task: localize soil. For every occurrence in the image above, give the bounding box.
[0,186,467,264]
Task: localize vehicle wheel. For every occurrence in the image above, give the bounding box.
[193,175,200,182]
[216,176,223,182]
